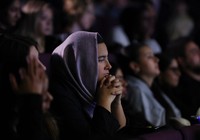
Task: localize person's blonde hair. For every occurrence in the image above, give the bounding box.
[17,0,53,38]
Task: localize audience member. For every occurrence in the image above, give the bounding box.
[153,52,191,128]
[110,1,162,54]
[172,37,200,121]
[0,0,22,33]
[55,0,95,42]
[166,0,194,42]
[0,33,59,140]
[121,42,165,129]
[49,31,126,140]
[16,0,61,54]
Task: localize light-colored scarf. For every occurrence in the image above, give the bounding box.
[52,31,99,118]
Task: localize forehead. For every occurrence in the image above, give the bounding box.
[139,45,153,55]
[98,43,107,55]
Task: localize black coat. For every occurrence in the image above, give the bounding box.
[49,81,120,140]
[0,94,48,140]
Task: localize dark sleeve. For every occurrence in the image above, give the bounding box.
[91,105,120,139]
[50,86,120,140]
[17,94,45,140]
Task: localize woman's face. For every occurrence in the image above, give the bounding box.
[63,0,75,14]
[137,46,160,78]
[161,59,181,87]
[140,4,156,37]
[63,0,83,15]
[184,41,200,71]
[7,0,21,26]
[36,6,53,36]
[97,43,112,82]
[80,3,95,30]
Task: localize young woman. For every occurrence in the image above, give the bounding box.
[16,0,60,54]
[0,33,58,140]
[154,52,190,128]
[49,31,126,140]
[0,0,22,33]
[121,42,165,129]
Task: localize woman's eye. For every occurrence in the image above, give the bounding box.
[98,59,104,62]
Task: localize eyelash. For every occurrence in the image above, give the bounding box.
[98,59,104,62]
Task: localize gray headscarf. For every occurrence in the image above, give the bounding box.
[52,31,102,117]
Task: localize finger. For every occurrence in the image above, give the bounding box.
[107,80,122,89]
[114,90,123,95]
[40,70,47,84]
[32,57,38,75]
[108,75,116,82]
[100,77,107,87]
[112,86,123,95]
[105,75,116,86]
[9,73,19,92]
[27,57,34,77]
[19,68,26,80]
[112,80,122,87]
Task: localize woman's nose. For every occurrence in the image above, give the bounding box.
[106,60,112,70]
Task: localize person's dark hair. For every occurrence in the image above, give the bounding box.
[119,1,154,42]
[0,33,39,128]
[97,33,104,44]
[157,52,175,72]
[120,42,147,76]
[0,0,15,26]
[168,36,194,58]
[0,33,38,92]
[108,43,126,77]
[109,53,120,75]
[107,42,123,55]
[125,42,147,62]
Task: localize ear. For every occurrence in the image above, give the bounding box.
[9,74,18,92]
[129,61,140,73]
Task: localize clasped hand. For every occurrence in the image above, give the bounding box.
[96,75,123,106]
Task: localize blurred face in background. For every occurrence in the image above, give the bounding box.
[36,5,53,36]
[183,41,200,73]
[7,0,21,26]
[63,0,84,15]
[160,59,181,87]
[63,0,76,14]
[79,2,95,30]
[137,46,160,78]
[140,4,156,38]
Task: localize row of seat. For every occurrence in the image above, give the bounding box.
[134,124,200,140]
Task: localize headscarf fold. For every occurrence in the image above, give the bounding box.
[51,31,100,117]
